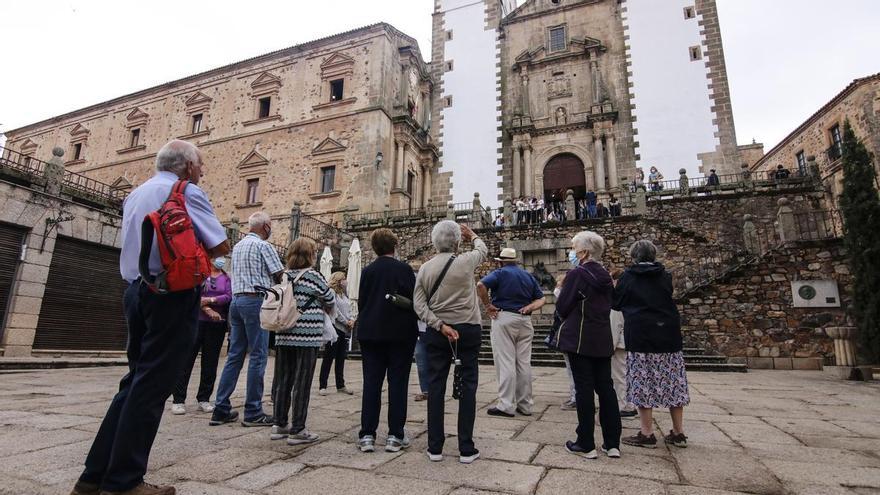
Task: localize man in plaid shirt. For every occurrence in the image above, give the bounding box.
[211,211,284,427]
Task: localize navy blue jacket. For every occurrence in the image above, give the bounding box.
[357,256,418,343]
[555,261,614,358]
[612,262,682,353]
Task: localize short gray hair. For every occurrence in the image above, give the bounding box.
[156,140,199,175]
[630,239,657,263]
[248,211,271,229]
[572,230,605,260]
[431,220,461,253]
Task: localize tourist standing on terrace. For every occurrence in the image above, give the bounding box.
[318,271,355,396]
[556,231,621,459]
[71,140,229,495]
[614,239,689,449]
[356,228,419,453]
[414,221,487,464]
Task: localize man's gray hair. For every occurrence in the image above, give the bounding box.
[572,230,605,260]
[248,211,271,229]
[431,220,461,253]
[156,140,199,175]
[630,239,657,263]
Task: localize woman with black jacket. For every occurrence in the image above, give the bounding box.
[555,230,621,459]
[613,240,690,450]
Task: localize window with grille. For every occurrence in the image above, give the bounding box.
[246,178,259,204]
[191,113,203,134]
[796,151,806,175]
[549,26,566,53]
[320,166,336,193]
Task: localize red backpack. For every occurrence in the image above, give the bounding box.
[138,180,211,293]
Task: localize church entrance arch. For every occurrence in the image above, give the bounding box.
[543,153,585,202]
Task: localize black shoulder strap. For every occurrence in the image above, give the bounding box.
[428,255,456,302]
[139,216,155,285]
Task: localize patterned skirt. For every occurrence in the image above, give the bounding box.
[626,351,690,409]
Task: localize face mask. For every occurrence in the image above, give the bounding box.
[213,258,225,270]
[553,287,561,298]
[568,250,579,267]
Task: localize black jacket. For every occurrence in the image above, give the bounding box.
[612,262,682,353]
[357,256,418,343]
[556,261,614,358]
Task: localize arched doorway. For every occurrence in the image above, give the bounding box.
[543,153,585,202]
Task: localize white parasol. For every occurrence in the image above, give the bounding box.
[320,246,333,281]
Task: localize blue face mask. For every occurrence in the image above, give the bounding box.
[568,250,579,267]
[213,258,226,270]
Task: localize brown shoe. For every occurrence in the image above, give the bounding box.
[100,482,176,495]
[622,432,657,449]
[664,429,688,448]
[70,480,100,495]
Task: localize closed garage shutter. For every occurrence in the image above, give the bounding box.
[33,236,128,351]
[0,222,27,334]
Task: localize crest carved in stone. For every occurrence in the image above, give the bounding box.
[547,74,572,100]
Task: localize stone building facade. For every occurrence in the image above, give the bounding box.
[498,0,638,205]
[3,24,438,225]
[751,73,880,203]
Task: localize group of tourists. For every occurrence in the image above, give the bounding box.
[69,139,690,495]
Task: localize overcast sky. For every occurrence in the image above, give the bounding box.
[1,0,878,153]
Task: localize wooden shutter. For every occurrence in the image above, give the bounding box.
[33,236,128,351]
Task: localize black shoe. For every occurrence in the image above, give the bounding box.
[487,407,515,418]
[620,409,638,418]
[241,414,275,427]
[209,410,239,426]
[515,407,533,416]
[565,440,598,459]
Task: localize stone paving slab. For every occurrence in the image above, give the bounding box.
[1,363,878,494]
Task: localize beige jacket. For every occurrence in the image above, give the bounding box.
[610,309,626,349]
[414,238,488,329]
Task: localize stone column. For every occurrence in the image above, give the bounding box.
[742,214,759,254]
[289,203,301,241]
[634,186,647,215]
[776,197,796,243]
[395,141,405,190]
[45,147,65,196]
[678,168,690,196]
[422,165,432,207]
[589,60,601,104]
[521,74,530,116]
[606,132,618,190]
[523,146,533,197]
[503,197,513,225]
[446,203,455,220]
[825,327,857,367]
[472,192,483,229]
[512,145,521,198]
[593,134,606,191]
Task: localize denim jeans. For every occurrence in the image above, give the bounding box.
[213,295,269,421]
[414,334,429,394]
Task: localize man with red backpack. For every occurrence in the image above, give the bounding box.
[70,140,229,495]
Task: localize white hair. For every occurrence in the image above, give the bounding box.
[431,220,461,253]
[248,211,271,229]
[572,230,605,260]
[629,239,657,263]
[155,140,199,175]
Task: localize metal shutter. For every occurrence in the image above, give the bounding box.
[0,222,27,338]
[33,236,128,351]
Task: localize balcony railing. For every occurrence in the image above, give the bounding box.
[0,146,47,184]
[62,169,128,208]
[826,143,842,163]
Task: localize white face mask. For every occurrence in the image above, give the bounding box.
[553,287,561,298]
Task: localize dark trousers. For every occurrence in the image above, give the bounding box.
[425,323,480,455]
[318,330,349,390]
[172,320,226,403]
[566,352,621,450]
[273,346,318,433]
[80,282,199,492]
[358,339,416,439]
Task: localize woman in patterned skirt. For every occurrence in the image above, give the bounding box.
[613,239,690,449]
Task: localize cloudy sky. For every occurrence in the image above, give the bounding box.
[1,0,878,152]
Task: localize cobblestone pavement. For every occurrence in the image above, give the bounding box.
[1,362,879,494]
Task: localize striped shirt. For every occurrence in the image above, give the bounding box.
[231,233,284,294]
[275,268,335,347]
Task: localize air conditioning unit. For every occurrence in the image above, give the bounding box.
[791,280,840,308]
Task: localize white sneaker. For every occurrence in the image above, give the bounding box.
[318,389,328,396]
[459,450,481,464]
[171,403,186,415]
[359,435,376,452]
[601,446,621,458]
[385,434,411,452]
[270,425,291,440]
[287,429,319,445]
[426,450,443,462]
[197,402,215,413]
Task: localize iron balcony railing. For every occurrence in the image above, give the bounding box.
[826,143,843,163]
[0,146,48,182]
[792,209,844,240]
[62,169,128,208]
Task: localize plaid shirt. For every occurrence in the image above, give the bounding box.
[231,233,284,294]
